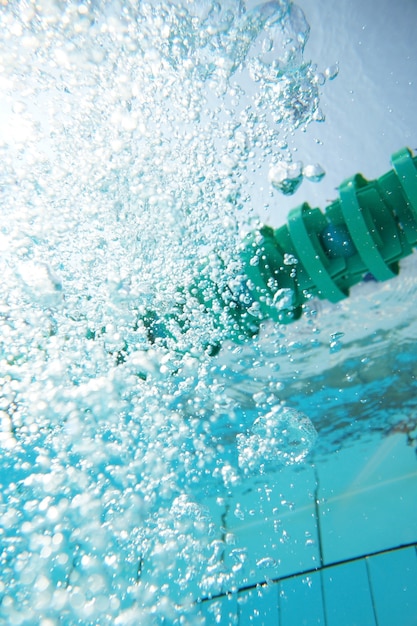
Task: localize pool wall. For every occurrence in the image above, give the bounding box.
[199,433,417,624]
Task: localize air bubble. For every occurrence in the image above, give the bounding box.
[324,64,339,80]
[303,163,325,182]
[256,556,277,569]
[237,404,317,475]
[268,160,304,195]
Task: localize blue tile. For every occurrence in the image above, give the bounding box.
[195,595,238,625]
[225,464,321,588]
[279,571,325,626]
[238,584,279,626]
[316,434,417,564]
[322,559,376,626]
[367,547,417,626]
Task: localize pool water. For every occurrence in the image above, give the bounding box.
[197,254,417,624]
[1,1,417,624]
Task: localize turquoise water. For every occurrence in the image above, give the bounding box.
[1,1,417,624]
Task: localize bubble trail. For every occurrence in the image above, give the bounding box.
[0,1,323,623]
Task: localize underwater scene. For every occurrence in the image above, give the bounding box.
[1,1,417,624]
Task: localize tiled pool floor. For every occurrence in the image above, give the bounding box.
[199,432,417,625]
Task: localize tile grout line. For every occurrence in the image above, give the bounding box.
[199,541,417,604]
[313,464,325,570]
[314,465,329,626]
[365,556,380,626]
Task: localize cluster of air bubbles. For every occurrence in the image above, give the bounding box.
[237,405,317,474]
[0,0,323,622]
[268,160,326,194]
[268,159,304,195]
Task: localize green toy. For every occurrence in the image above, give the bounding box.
[145,147,417,347]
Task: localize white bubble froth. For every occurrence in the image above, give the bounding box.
[0,1,322,622]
